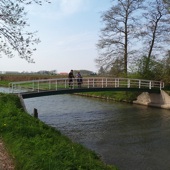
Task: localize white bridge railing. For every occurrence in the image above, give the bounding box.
[9,77,164,93]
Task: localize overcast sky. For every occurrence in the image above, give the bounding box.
[0,0,111,73]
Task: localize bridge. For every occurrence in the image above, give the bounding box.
[9,77,164,99]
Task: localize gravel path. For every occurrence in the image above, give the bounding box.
[0,140,14,170]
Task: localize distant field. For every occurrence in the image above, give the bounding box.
[0,73,99,82]
[0,74,67,82]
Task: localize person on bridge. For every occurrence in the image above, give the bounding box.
[68,70,75,88]
[76,72,83,88]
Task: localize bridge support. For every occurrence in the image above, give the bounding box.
[133,90,170,109]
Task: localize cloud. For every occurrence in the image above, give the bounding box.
[59,0,85,16]
[27,0,90,20]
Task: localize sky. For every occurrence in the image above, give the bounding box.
[0,0,112,73]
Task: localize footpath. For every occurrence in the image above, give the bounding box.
[0,139,14,170]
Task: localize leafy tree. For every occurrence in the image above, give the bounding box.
[96,0,143,76]
[0,0,50,62]
[161,51,170,83]
[136,55,164,80]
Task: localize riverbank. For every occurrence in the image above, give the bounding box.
[0,93,117,170]
[75,91,139,103]
[75,90,170,110]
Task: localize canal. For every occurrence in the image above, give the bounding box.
[23,94,170,170]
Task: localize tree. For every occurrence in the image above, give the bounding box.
[139,0,170,74]
[136,55,164,80]
[109,58,124,77]
[0,0,50,62]
[98,66,106,75]
[96,0,143,76]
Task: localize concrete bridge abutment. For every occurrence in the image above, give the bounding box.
[133,90,170,109]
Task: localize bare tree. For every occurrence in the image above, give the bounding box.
[96,0,143,76]
[140,0,170,74]
[0,0,50,62]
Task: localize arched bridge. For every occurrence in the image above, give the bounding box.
[9,77,164,99]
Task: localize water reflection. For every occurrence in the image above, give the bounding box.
[24,95,170,170]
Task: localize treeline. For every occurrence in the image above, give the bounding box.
[98,55,170,85]
[96,0,170,85]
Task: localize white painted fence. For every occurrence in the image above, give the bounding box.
[9,77,164,93]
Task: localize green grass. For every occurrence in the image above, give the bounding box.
[0,93,118,170]
[82,91,140,102]
[0,80,10,87]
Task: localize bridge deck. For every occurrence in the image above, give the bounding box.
[21,87,161,99]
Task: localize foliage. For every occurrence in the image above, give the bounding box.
[0,0,50,62]
[136,55,164,80]
[161,53,170,83]
[0,93,117,170]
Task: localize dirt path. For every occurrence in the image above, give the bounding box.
[0,139,14,170]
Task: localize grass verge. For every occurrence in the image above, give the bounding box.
[0,80,10,87]
[79,91,140,103]
[0,93,118,170]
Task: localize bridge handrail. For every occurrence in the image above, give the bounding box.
[9,77,164,93]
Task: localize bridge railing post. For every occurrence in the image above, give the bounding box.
[162,81,164,89]
[32,81,35,91]
[65,79,67,89]
[128,79,130,88]
[49,81,51,90]
[10,83,14,93]
[116,78,119,88]
[160,81,164,90]
[73,79,75,89]
[139,80,141,89]
[149,81,152,89]
[56,80,58,90]
[88,79,89,88]
[38,81,40,92]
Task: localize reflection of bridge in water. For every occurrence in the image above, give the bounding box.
[9,77,164,99]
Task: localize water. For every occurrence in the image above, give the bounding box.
[24,95,170,170]
[0,87,10,93]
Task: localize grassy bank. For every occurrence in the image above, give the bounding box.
[0,80,10,87]
[78,91,140,103]
[0,93,118,170]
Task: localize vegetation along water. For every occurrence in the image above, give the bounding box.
[0,93,117,170]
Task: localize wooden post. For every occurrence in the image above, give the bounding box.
[34,108,38,118]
